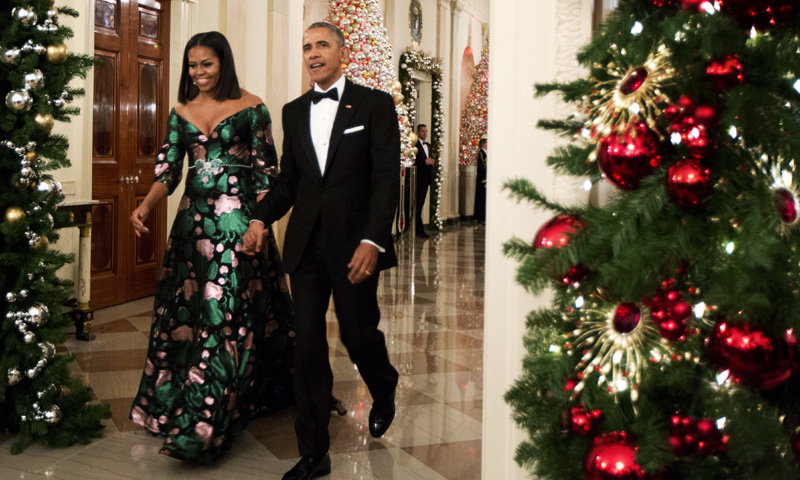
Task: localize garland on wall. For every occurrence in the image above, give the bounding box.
[398,47,444,230]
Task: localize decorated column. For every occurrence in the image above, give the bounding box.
[1,0,109,453]
[458,33,489,167]
[327,0,417,167]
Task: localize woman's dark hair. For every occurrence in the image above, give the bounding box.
[178,31,241,103]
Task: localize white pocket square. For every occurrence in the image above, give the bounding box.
[343,125,364,134]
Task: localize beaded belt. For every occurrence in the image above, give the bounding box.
[189,159,252,173]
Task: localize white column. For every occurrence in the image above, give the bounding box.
[437,0,455,222]
[448,1,466,219]
[483,0,593,478]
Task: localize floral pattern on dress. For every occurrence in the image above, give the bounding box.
[130,104,295,464]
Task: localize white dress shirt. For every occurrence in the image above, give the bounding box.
[420,141,429,158]
[310,75,346,175]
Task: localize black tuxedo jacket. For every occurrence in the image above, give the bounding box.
[414,139,431,181]
[253,79,400,275]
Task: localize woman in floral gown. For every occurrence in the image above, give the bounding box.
[128,31,295,463]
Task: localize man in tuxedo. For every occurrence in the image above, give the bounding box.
[243,21,400,480]
[474,137,487,225]
[414,124,434,237]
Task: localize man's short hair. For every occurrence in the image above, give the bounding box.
[307,22,346,47]
[417,124,427,131]
[479,138,487,148]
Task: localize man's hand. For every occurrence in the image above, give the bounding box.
[347,242,378,284]
[243,221,266,254]
[425,157,435,166]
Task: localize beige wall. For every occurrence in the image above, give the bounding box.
[483,0,594,477]
[51,0,94,284]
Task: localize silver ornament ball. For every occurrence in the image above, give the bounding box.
[23,69,45,90]
[12,7,37,26]
[5,89,32,111]
[23,332,36,344]
[7,368,21,385]
[1,48,21,64]
[27,304,49,325]
[43,405,62,423]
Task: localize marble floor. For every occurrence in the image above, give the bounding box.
[0,224,485,479]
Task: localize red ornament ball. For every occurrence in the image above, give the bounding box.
[669,414,728,456]
[649,0,680,6]
[642,283,692,341]
[563,404,603,436]
[613,303,642,334]
[718,0,796,30]
[774,188,799,224]
[664,96,719,160]
[597,123,663,190]
[585,431,647,480]
[533,215,588,286]
[706,320,797,389]
[706,55,745,91]
[666,158,712,210]
[533,214,582,249]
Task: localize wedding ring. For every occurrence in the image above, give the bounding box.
[365,270,372,276]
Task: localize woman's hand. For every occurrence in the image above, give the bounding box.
[131,204,151,237]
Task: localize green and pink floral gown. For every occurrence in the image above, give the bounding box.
[130,104,295,463]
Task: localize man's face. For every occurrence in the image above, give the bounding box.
[417,126,428,141]
[303,27,349,91]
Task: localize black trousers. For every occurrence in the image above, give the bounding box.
[415,166,431,231]
[289,220,398,457]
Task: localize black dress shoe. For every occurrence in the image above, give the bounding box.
[369,397,396,438]
[282,453,331,480]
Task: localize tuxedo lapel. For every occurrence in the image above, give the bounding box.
[297,92,322,178]
[323,80,362,177]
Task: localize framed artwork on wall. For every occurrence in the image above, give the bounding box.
[409,0,422,46]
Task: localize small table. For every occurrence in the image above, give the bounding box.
[56,200,105,341]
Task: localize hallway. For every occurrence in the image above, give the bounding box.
[0,224,485,480]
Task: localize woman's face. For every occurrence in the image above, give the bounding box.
[187,46,220,95]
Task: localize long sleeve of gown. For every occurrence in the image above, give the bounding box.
[153,109,187,195]
[249,104,278,195]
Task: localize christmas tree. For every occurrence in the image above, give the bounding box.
[458,34,489,166]
[1,0,109,454]
[328,0,416,166]
[505,1,800,478]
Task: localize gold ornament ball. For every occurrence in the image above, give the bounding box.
[34,236,49,250]
[392,92,404,105]
[46,43,68,63]
[391,80,403,93]
[26,151,39,165]
[35,113,55,132]
[4,206,26,224]
[408,132,418,145]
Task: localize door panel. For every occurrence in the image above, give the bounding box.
[92,0,169,309]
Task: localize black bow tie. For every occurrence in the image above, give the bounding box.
[312,88,339,104]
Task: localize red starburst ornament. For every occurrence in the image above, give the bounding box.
[667,158,713,210]
[718,0,797,30]
[562,404,603,436]
[642,280,693,341]
[597,122,663,190]
[584,431,648,480]
[706,320,797,389]
[533,215,588,285]
[613,303,642,334]
[669,414,729,456]
[775,188,799,224]
[706,55,745,91]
